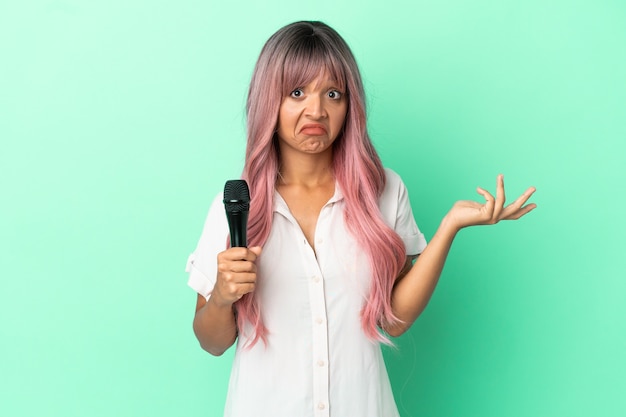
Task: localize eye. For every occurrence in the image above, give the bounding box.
[327,89,343,100]
[290,88,303,98]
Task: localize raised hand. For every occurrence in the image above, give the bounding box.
[446,175,536,230]
[212,246,263,307]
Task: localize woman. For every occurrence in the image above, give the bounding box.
[187,21,536,417]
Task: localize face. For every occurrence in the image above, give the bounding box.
[276,73,348,156]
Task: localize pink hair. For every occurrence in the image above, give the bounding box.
[236,21,406,347]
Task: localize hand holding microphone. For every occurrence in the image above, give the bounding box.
[211,180,262,307]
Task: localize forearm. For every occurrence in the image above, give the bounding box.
[386,216,459,337]
[193,295,238,356]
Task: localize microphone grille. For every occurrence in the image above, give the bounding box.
[223,180,250,213]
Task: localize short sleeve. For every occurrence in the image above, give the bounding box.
[379,168,427,256]
[185,193,229,299]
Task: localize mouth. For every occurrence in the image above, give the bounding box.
[299,123,327,136]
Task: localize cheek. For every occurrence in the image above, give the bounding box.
[277,105,298,132]
[333,106,348,132]
[276,114,289,136]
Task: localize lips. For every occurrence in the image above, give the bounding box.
[300,123,327,136]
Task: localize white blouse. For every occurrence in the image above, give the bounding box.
[187,169,427,417]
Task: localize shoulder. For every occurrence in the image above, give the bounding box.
[381,168,427,254]
[197,192,229,240]
[378,168,408,220]
[209,191,225,212]
[381,168,408,202]
[383,168,404,190]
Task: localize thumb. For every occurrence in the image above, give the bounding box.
[249,246,263,257]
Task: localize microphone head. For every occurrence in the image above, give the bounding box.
[223,180,250,213]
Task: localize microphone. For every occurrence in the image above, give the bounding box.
[223,180,250,248]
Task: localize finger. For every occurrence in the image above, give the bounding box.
[225,260,258,274]
[476,186,495,220]
[234,283,256,299]
[220,246,262,262]
[237,246,262,262]
[516,186,536,204]
[248,246,262,261]
[492,174,506,221]
[501,186,536,218]
[220,271,257,284]
[217,282,256,303]
[505,203,537,220]
[220,247,250,261]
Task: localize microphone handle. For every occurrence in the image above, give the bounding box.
[226,211,249,248]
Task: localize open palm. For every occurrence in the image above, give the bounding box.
[447,175,537,230]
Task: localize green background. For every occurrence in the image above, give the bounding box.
[1,1,625,416]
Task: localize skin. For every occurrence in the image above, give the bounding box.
[384,175,536,337]
[192,74,537,355]
[274,73,348,249]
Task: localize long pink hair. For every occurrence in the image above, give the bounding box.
[236,21,407,346]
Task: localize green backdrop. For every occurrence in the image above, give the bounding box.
[1,1,624,416]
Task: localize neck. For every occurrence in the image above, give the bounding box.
[277,147,334,188]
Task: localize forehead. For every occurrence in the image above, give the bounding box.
[305,71,341,88]
[281,52,346,92]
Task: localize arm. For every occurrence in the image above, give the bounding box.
[192,246,262,356]
[193,294,237,356]
[385,175,536,337]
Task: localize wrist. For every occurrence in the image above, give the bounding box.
[439,214,462,237]
[207,291,236,310]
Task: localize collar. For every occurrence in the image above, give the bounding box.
[273,182,344,216]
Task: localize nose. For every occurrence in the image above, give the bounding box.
[305,93,327,119]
